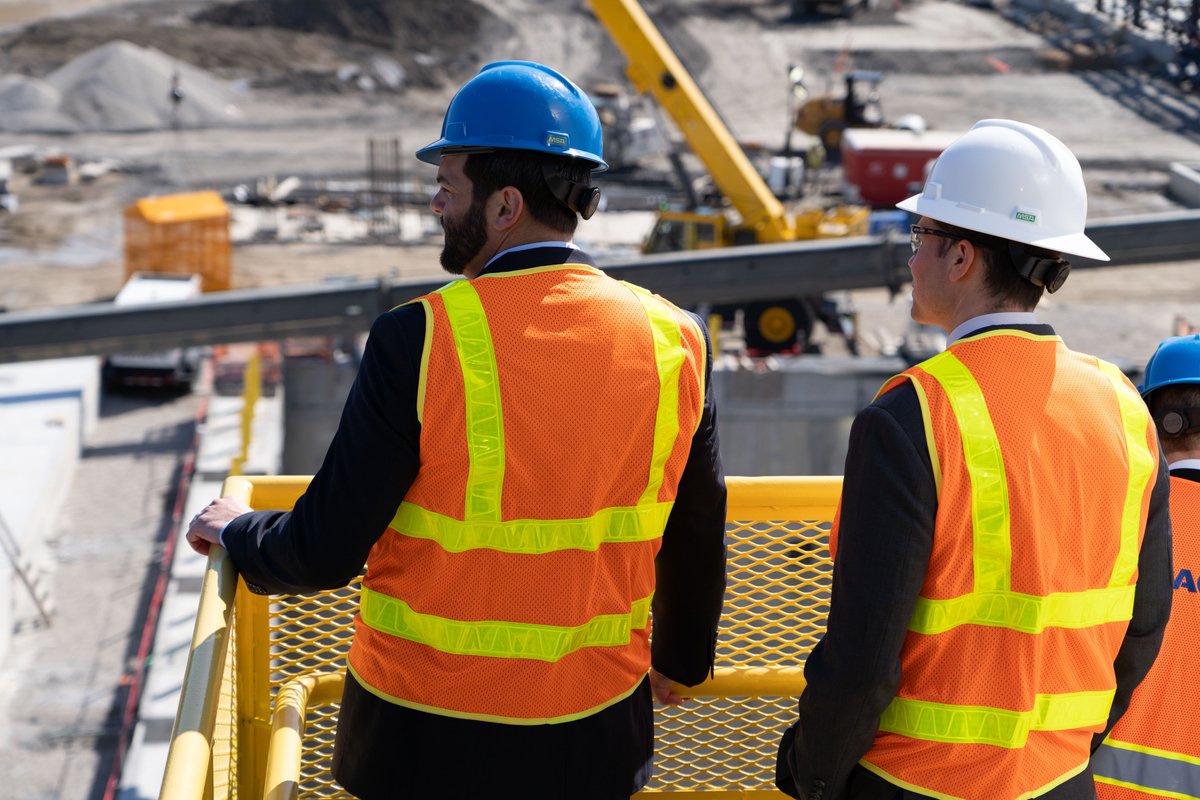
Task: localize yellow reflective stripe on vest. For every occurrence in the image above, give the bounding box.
[359,586,653,662]
[907,351,1146,635]
[908,584,1136,635]
[921,352,1010,593]
[440,280,504,522]
[880,689,1115,749]
[623,282,684,507]
[1095,739,1200,800]
[390,500,673,554]
[1096,359,1156,588]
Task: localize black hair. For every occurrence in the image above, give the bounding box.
[463,150,593,234]
[932,222,1046,310]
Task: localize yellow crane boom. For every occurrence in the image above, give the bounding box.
[589,0,796,243]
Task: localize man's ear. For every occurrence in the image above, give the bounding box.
[489,185,525,232]
[947,240,978,283]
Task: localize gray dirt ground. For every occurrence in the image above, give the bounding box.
[0,389,199,800]
[1,0,1198,333]
[2,2,1200,798]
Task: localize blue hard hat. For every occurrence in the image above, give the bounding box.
[1138,334,1200,398]
[416,61,607,171]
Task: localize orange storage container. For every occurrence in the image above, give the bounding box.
[123,191,232,292]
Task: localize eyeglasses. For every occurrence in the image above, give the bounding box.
[909,224,969,254]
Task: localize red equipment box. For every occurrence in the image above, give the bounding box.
[841,128,963,207]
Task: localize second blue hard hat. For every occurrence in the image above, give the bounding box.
[416,61,607,171]
[1139,334,1200,398]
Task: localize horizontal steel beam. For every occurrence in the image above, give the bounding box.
[599,235,911,305]
[1,209,1198,364]
[1080,210,1200,266]
[0,280,420,365]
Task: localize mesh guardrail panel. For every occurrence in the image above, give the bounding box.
[222,615,238,800]
[247,516,830,798]
[645,517,830,793]
[270,581,362,799]
[174,476,838,799]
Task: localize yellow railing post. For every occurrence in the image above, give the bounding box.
[263,672,346,800]
[160,548,238,800]
[235,585,272,798]
[229,352,262,477]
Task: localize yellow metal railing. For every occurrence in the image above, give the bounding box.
[161,475,840,799]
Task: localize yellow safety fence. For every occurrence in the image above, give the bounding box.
[161,475,841,799]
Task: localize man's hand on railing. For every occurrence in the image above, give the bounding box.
[186,496,254,556]
[649,668,685,707]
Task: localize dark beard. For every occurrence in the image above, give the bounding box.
[439,200,488,276]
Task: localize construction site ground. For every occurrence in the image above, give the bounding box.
[3,0,1200,798]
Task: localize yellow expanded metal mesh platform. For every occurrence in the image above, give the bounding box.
[161,475,840,799]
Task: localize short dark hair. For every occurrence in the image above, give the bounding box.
[932,222,1046,310]
[1146,383,1200,448]
[463,151,593,234]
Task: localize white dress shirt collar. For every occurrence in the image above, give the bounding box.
[947,312,1039,345]
[483,240,579,270]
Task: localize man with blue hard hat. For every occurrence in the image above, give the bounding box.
[1093,334,1200,799]
[186,61,727,799]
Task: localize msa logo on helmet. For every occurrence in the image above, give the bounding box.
[1175,568,1200,592]
[545,132,569,148]
[1014,211,1038,224]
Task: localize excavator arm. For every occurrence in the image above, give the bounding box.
[589,0,795,243]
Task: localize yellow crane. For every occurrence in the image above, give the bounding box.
[589,0,868,353]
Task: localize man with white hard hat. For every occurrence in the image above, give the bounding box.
[776,119,1173,800]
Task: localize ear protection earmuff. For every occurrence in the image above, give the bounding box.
[1155,407,1200,437]
[542,163,602,220]
[1009,245,1071,294]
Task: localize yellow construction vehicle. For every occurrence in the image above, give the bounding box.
[792,67,930,159]
[589,0,869,354]
[794,68,887,155]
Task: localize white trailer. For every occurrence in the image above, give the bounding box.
[103,272,203,390]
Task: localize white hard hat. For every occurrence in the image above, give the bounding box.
[896,119,1108,262]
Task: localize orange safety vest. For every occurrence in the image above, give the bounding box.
[346,262,707,725]
[850,330,1157,800]
[1094,476,1200,800]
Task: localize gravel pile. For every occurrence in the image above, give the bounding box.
[0,40,243,133]
[0,75,77,133]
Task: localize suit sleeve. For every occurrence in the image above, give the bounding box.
[777,384,935,800]
[651,313,728,686]
[221,308,423,595]
[1091,445,1173,750]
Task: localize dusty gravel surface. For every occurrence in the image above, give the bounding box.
[0,0,1196,346]
[0,388,199,800]
[0,0,1197,324]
